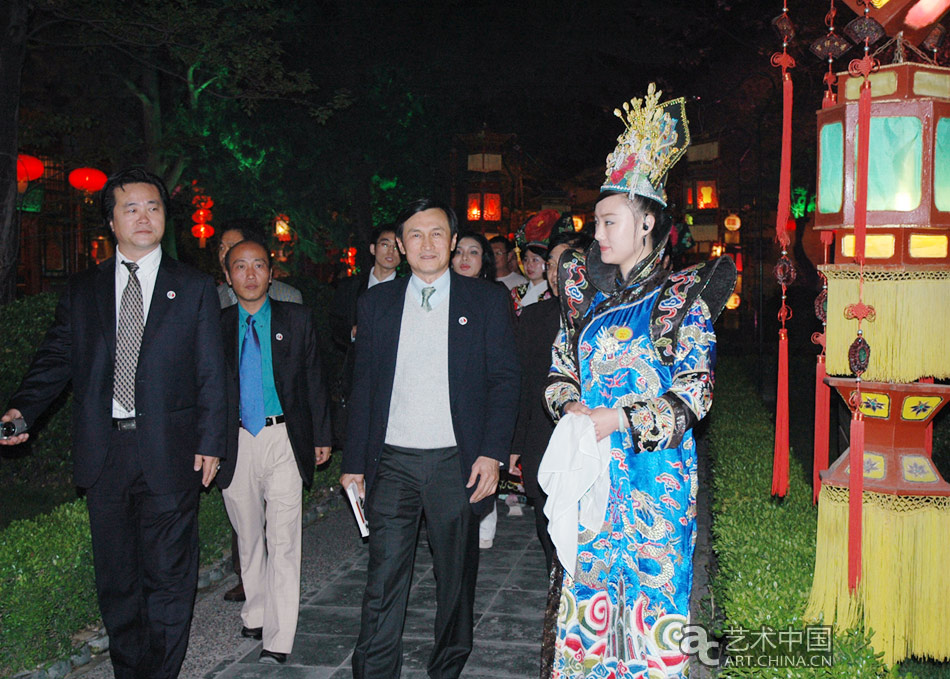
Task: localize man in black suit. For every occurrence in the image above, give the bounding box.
[0,168,226,679]
[329,223,401,353]
[217,238,332,665]
[341,198,520,679]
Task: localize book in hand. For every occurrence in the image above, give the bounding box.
[346,482,369,538]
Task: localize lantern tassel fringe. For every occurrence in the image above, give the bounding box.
[806,485,950,666]
[772,329,790,497]
[813,356,830,504]
[824,274,950,382]
[848,416,864,590]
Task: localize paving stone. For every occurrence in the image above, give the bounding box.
[401,607,436,639]
[461,640,543,677]
[483,587,548,616]
[307,583,366,607]
[473,612,546,644]
[215,664,332,678]
[287,633,357,667]
[502,566,549,591]
[297,605,363,636]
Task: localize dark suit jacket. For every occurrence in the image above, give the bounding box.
[8,254,227,494]
[341,271,521,516]
[512,296,560,498]
[329,272,370,352]
[217,300,331,490]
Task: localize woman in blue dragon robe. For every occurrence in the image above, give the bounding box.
[542,85,735,679]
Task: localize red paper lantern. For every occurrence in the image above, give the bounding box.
[192,208,213,224]
[191,223,214,239]
[68,167,107,193]
[17,154,45,182]
[274,214,292,242]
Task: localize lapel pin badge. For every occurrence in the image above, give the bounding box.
[458,316,468,325]
[166,291,176,299]
[275,333,284,341]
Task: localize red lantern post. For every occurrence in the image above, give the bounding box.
[190,184,214,249]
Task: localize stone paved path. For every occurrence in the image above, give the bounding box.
[73,438,714,679]
[206,504,549,679]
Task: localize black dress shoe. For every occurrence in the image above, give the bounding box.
[224,581,246,602]
[241,626,263,640]
[259,649,287,664]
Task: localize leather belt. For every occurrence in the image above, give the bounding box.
[240,414,285,430]
[112,417,137,432]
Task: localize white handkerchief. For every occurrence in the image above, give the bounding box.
[537,413,613,579]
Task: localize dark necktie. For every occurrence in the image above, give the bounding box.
[421,286,436,311]
[114,261,143,411]
[240,317,266,435]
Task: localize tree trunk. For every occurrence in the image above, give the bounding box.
[0,0,28,305]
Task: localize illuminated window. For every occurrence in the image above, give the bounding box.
[467,194,481,221]
[841,234,896,258]
[936,118,950,211]
[819,123,843,213]
[482,193,501,221]
[909,234,948,258]
[695,180,718,209]
[855,116,922,211]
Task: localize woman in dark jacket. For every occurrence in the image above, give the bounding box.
[511,231,592,570]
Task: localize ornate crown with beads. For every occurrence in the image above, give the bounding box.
[601,83,690,207]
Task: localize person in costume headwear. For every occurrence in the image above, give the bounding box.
[541,84,736,679]
[510,209,564,316]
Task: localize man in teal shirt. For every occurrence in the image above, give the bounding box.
[217,238,332,665]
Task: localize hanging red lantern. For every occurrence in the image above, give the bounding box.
[190,184,214,248]
[274,214,292,242]
[16,154,45,182]
[68,167,107,193]
[191,223,214,239]
[192,208,213,224]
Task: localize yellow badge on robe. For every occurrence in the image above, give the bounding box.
[614,327,633,341]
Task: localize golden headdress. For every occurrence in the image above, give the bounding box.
[601,83,690,207]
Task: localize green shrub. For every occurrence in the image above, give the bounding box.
[0,293,73,470]
[0,499,98,674]
[708,357,901,678]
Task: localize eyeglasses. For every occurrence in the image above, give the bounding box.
[376,241,396,251]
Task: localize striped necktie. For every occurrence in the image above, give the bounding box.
[114,261,143,411]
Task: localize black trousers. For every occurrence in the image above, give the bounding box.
[85,429,200,679]
[533,492,555,573]
[352,445,479,679]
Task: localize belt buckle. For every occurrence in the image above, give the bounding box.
[116,418,136,432]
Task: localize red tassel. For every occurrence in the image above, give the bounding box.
[813,356,830,504]
[772,329,790,497]
[848,414,865,591]
[854,79,872,264]
[921,377,934,456]
[775,75,794,248]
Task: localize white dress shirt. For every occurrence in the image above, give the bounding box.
[407,268,451,310]
[113,246,162,418]
[368,268,397,289]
